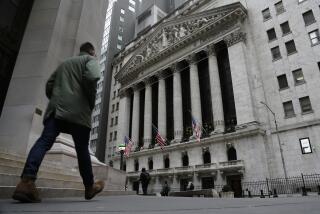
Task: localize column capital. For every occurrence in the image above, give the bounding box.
[205,44,216,56]
[155,70,167,80]
[119,89,130,98]
[132,83,144,91]
[170,63,180,73]
[224,31,246,47]
[142,77,154,85]
[185,53,197,65]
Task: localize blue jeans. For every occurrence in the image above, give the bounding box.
[22,115,94,187]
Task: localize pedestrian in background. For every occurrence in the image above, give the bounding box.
[12,42,104,203]
[161,181,170,196]
[139,168,150,195]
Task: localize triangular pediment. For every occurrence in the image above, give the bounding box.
[116,2,247,85]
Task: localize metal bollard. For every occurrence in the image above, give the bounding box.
[273,189,278,198]
[260,190,265,198]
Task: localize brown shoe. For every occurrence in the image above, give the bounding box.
[12,178,41,203]
[85,180,104,200]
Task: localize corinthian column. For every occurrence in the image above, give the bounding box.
[224,31,255,125]
[131,84,141,149]
[207,45,225,134]
[118,90,131,146]
[157,72,167,139]
[143,79,153,149]
[187,54,202,133]
[172,64,183,143]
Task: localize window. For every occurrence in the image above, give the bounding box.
[118,35,123,41]
[119,26,124,33]
[110,118,114,127]
[116,102,119,110]
[308,30,320,45]
[128,5,135,12]
[148,158,153,170]
[280,21,291,35]
[318,62,320,71]
[117,44,122,50]
[299,96,313,113]
[300,138,312,154]
[113,91,116,99]
[302,10,316,26]
[109,132,113,141]
[117,89,120,97]
[275,1,285,14]
[285,40,297,55]
[262,8,271,21]
[227,147,237,161]
[267,28,277,41]
[114,131,118,140]
[283,101,295,118]
[129,0,136,5]
[120,16,124,22]
[115,116,118,125]
[120,9,125,14]
[164,155,170,168]
[292,69,305,85]
[182,153,189,166]
[277,74,289,89]
[112,104,115,112]
[271,46,281,60]
[134,159,139,171]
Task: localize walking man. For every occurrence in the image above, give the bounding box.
[12,42,104,203]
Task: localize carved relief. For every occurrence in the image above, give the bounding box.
[224,31,246,47]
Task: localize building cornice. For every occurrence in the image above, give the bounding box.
[112,124,265,160]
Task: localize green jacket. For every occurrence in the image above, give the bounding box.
[44,52,101,128]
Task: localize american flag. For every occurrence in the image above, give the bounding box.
[192,116,201,143]
[124,136,134,157]
[153,126,166,150]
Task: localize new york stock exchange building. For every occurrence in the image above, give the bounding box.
[107,0,320,196]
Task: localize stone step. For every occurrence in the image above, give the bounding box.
[0,173,84,189]
[0,154,80,177]
[0,186,136,199]
[0,164,82,182]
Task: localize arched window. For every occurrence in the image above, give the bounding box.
[182,152,189,167]
[164,155,170,168]
[203,150,211,164]
[227,147,237,161]
[134,159,139,171]
[148,158,153,170]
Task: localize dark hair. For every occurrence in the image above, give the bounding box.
[142,168,146,172]
[80,42,95,54]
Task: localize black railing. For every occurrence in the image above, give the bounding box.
[149,173,320,197]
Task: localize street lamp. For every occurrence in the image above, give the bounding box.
[118,144,126,171]
[260,101,288,179]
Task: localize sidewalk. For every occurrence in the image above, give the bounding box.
[1,195,319,214]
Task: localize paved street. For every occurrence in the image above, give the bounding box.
[1,195,320,214]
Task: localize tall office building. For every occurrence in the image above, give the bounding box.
[136,0,187,36]
[91,0,140,162]
[108,0,320,196]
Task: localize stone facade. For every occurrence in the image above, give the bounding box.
[107,0,320,194]
[0,0,107,173]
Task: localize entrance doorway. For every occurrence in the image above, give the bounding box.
[133,181,140,194]
[180,178,188,191]
[226,175,242,197]
[202,177,214,189]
